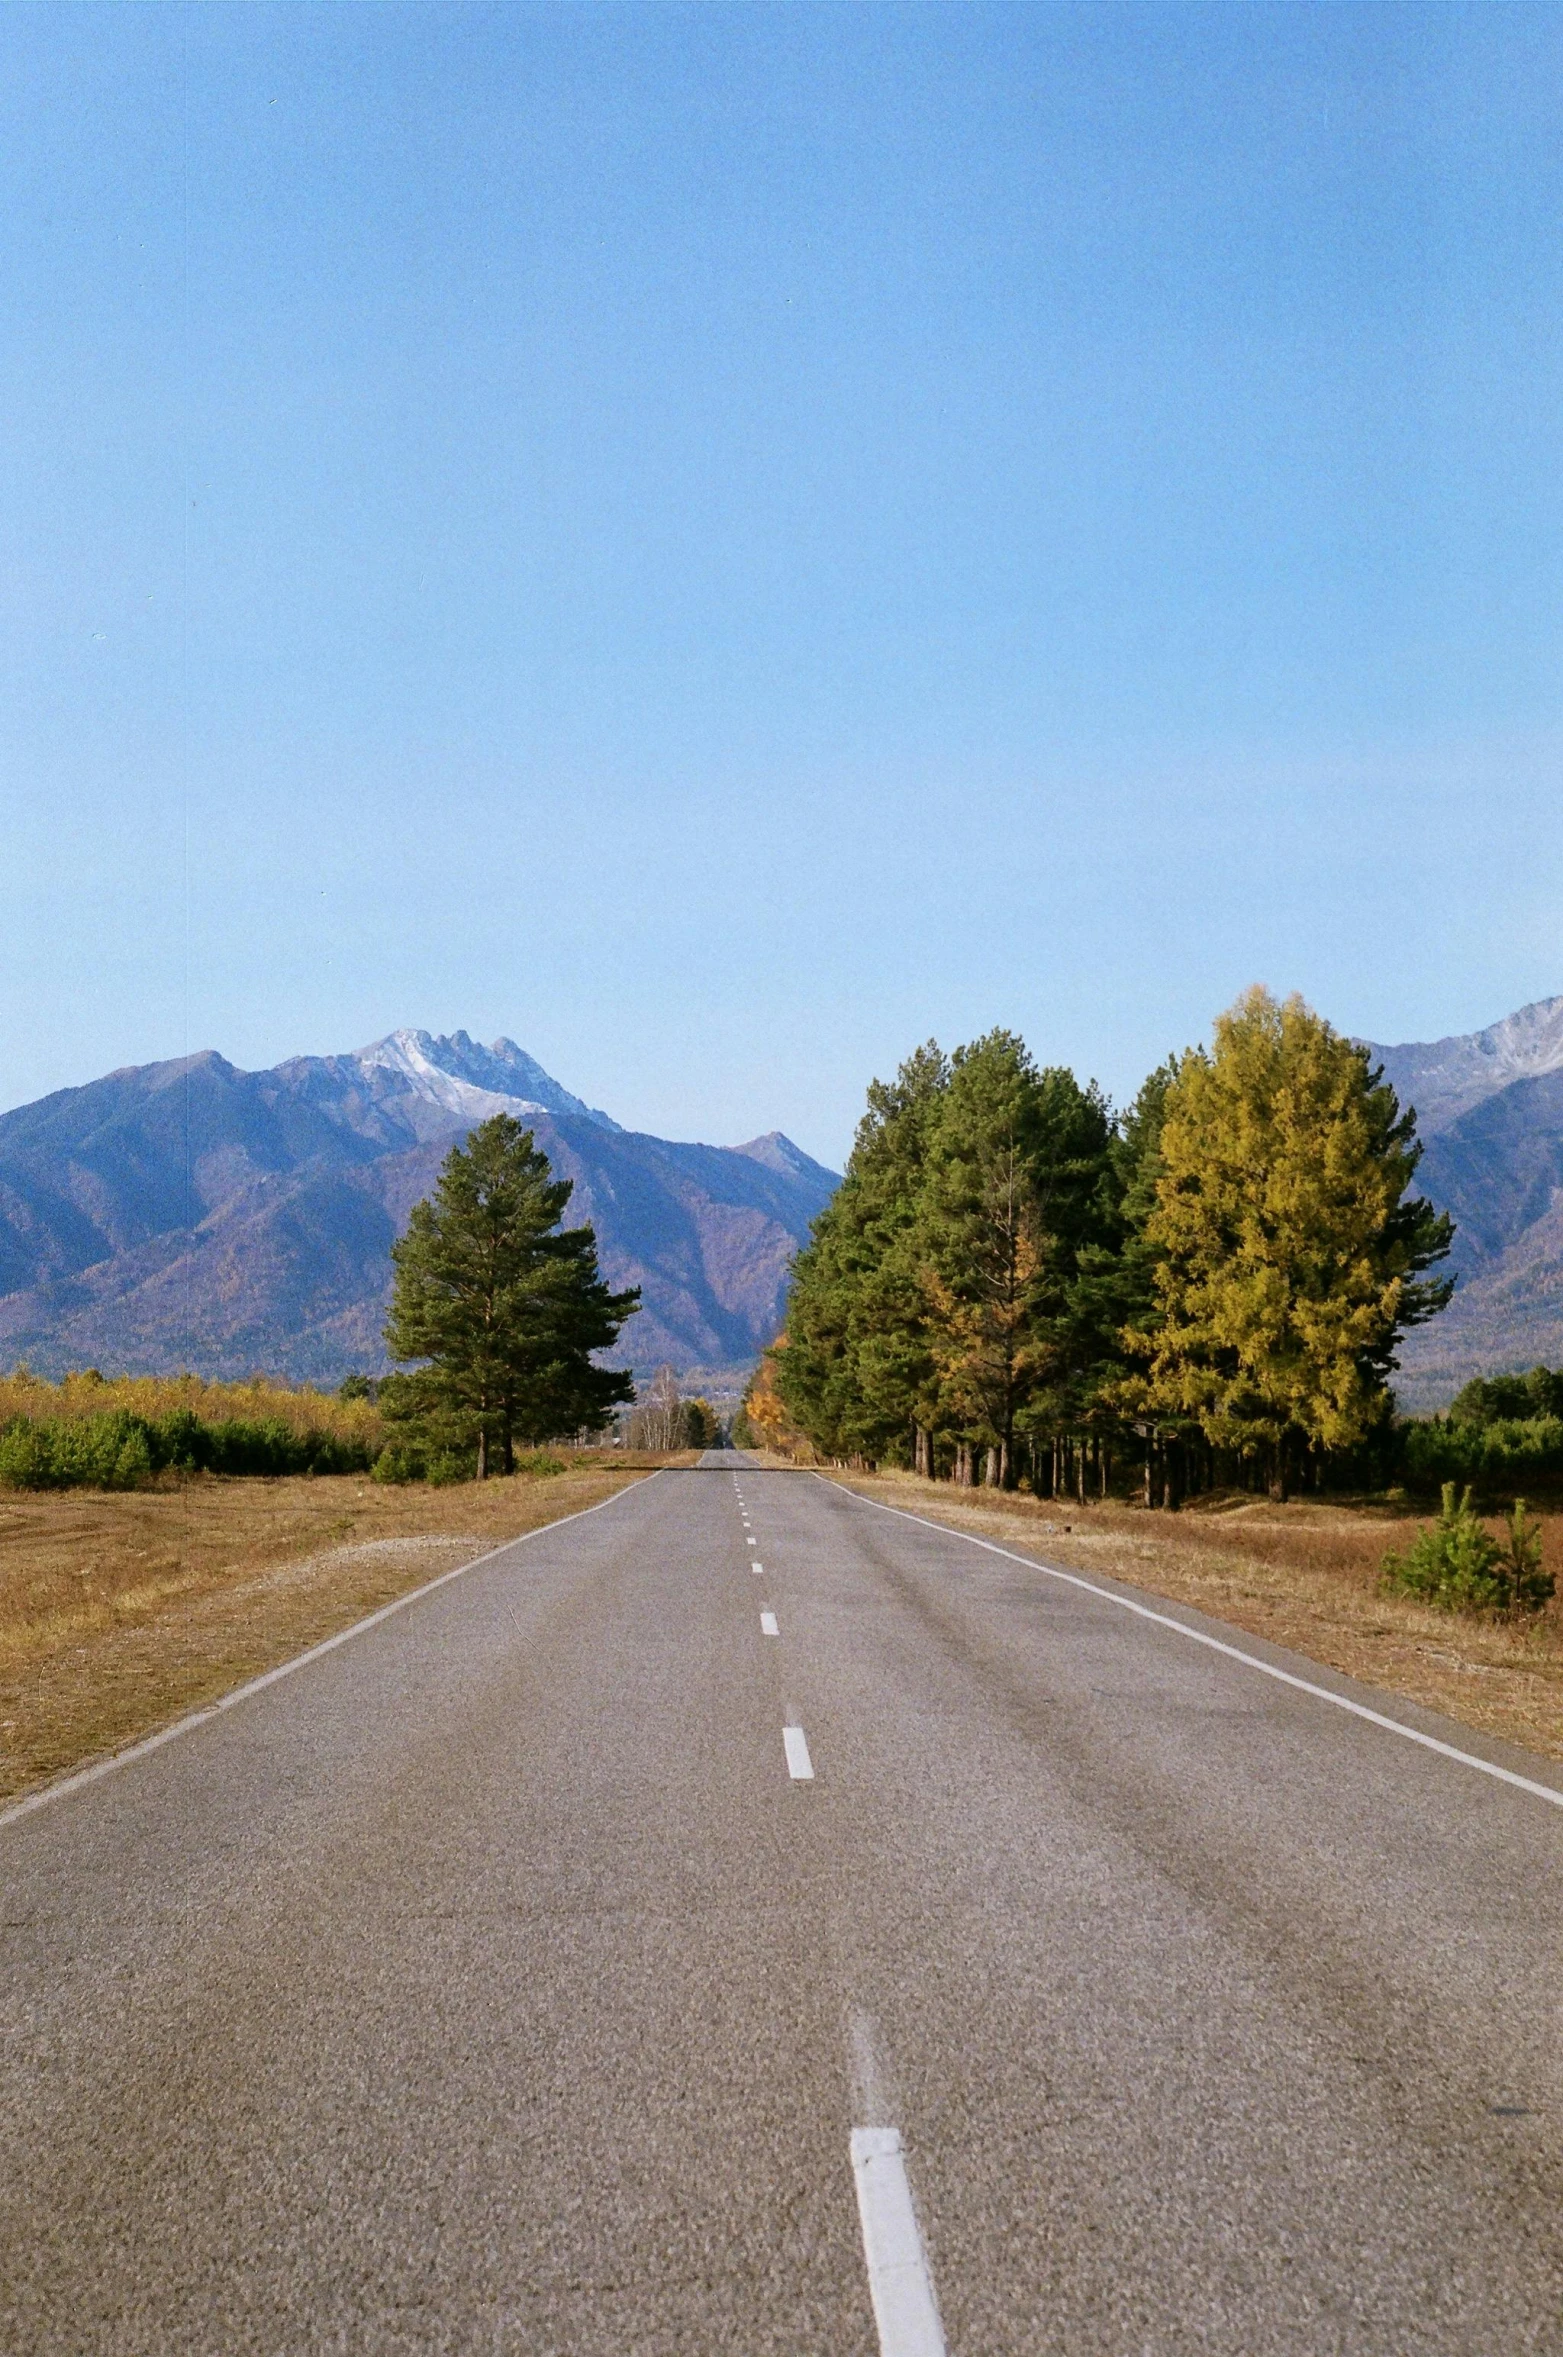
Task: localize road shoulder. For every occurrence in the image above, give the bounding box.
[823,1470,1563,1767]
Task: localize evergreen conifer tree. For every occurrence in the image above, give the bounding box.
[385,1116,639,1477]
[917,1034,1112,1484]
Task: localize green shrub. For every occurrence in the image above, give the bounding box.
[0,1405,378,1490]
[423,1450,469,1486]
[110,1426,154,1488]
[1494,1499,1554,1614]
[512,1450,567,1477]
[1381,1483,1554,1614]
[372,1444,426,1485]
[0,1422,50,1487]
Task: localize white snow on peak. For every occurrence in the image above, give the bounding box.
[353,1029,621,1132]
[1365,995,1563,1135]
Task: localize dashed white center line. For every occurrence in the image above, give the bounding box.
[783,1725,814,1780]
[851,2126,946,2356]
[751,1561,764,1576]
[760,1611,779,1636]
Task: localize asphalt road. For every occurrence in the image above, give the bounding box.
[3,1455,1562,2353]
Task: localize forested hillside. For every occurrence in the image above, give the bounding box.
[763,990,1453,1502]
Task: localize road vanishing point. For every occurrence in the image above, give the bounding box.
[3,1455,1562,2352]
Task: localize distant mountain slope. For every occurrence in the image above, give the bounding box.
[1370,996,1563,1137]
[0,1033,838,1385]
[1363,998,1563,1408]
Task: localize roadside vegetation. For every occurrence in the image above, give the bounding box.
[762,988,1453,1504]
[380,1113,640,1479]
[0,1370,384,1490]
[620,1363,721,1451]
[753,987,1563,1687]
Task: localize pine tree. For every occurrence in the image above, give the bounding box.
[777,1042,948,1464]
[385,1116,639,1477]
[1135,988,1452,1497]
[917,1035,1113,1485]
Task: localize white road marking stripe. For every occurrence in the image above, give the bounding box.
[760,1611,779,1636]
[752,1562,764,1576]
[851,2126,947,2357]
[783,1724,814,1779]
[832,1482,1563,1814]
[0,1477,661,1835]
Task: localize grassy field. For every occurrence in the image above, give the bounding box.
[830,1471,1563,1765]
[0,1454,682,1805]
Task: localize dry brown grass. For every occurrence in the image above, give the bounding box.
[829,1471,1563,1764]
[0,1367,384,1443]
[0,1454,669,1805]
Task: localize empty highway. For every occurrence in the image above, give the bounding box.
[2,1456,1561,2353]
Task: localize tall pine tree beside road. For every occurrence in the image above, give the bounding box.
[777,1043,948,1467]
[385,1116,639,1477]
[917,1035,1113,1485]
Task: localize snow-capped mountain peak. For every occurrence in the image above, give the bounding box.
[353,1029,621,1131]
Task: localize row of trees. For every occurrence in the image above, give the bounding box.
[768,989,1454,1502]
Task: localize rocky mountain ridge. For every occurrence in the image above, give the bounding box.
[0,1032,838,1388]
[1363,996,1563,1408]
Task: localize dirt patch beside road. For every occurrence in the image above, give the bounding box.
[0,1461,656,1804]
[827,1471,1563,1765]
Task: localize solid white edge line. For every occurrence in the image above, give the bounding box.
[850,2125,947,2357]
[825,1478,1563,1813]
[0,1472,661,1835]
[783,1724,814,1780]
[760,1610,779,1636]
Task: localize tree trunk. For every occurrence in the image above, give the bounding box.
[1268,1436,1289,1504]
[1143,1441,1154,1510]
[984,1445,1000,1487]
[1076,1439,1087,1506]
[476,1425,489,1481]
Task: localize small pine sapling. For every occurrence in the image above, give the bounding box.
[1380,1482,1506,1613]
[1493,1499,1554,1615]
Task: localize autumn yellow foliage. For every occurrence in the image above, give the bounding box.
[0,1368,382,1449]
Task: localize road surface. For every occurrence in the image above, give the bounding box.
[2,1456,1561,2352]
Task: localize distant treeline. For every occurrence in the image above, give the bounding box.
[1401,1368,1563,1492]
[757,990,1458,1503]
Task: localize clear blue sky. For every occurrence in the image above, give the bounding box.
[3,2,1560,1167]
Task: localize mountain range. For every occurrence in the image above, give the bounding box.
[4,1000,1561,1411]
[1365,996,1563,1410]
[0,1031,839,1394]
